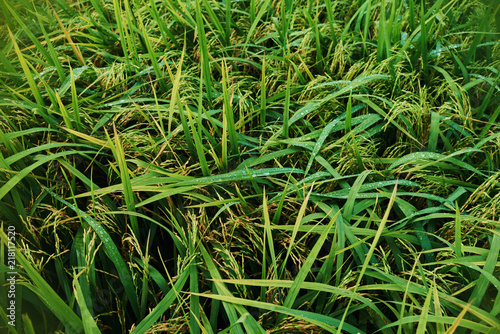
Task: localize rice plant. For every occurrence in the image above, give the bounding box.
[0,0,499,333]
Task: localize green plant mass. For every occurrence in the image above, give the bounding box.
[1,0,500,332]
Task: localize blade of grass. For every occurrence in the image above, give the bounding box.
[107,126,139,238]
[112,0,130,67]
[381,314,490,333]
[260,56,266,126]
[188,214,200,334]
[191,292,363,334]
[34,10,66,83]
[261,189,278,303]
[224,0,232,46]
[7,28,49,122]
[163,37,186,135]
[415,280,433,334]
[122,0,140,66]
[419,0,429,79]
[468,233,500,307]
[337,182,398,333]
[69,67,83,132]
[139,234,150,320]
[195,0,213,107]
[432,277,446,333]
[130,270,189,334]
[343,170,371,223]
[198,243,261,334]
[377,0,388,61]
[474,72,500,119]
[87,0,110,27]
[74,228,94,317]
[454,201,462,258]
[221,59,238,157]
[0,150,91,202]
[48,1,85,66]
[242,0,273,54]
[283,65,291,139]
[465,1,495,65]
[147,0,179,48]
[22,313,35,334]
[43,186,141,318]
[287,75,390,128]
[214,278,388,321]
[137,12,167,92]
[0,229,84,333]
[2,0,53,65]
[73,272,101,334]
[444,301,474,334]
[428,111,440,152]
[200,0,226,45]
[281,210,339,312]
[279,183,315,278]
[186,107,210,176]
[190,261,200,334]
[304,9,324,73]
[324,0,337,47]
[408,0,415,31]
[479,103,500,140]
[222,92,228,172]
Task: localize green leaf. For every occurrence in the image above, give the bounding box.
[283,210,339,310]
[191,293,364,334]
[0,229,84,333]
[130,270,189,334]
[73,273,101,334]
[43,187,141,318]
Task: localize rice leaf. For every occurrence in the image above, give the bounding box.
[43,187,141,318]
[0,229,84,333]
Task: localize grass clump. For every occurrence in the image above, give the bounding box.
[0,0,499,333]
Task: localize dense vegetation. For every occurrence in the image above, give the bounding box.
[0,0,499,332]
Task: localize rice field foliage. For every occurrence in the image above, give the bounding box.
[0,0,499,332]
